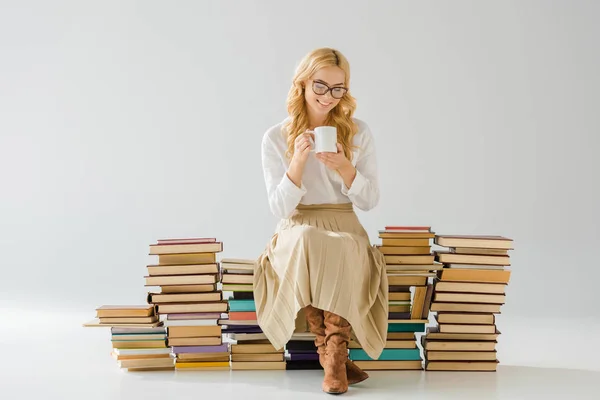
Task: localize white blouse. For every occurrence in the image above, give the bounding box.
[261,117,380,220]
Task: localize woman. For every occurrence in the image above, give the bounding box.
[254,48,388,394]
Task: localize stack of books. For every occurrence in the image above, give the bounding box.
[219,258,284,370]
[83,305,173,371]
[347,226,438,370]
[285,332,321,370]
[423,234,513,372]
[146,237,229,371]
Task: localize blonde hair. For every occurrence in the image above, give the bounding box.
[283,48,358,160]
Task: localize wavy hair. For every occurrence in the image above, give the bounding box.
[283,48,358,161]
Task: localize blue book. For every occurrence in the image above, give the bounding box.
[228,299,256,312]
[349,348,422,361]
[388,323,425,333]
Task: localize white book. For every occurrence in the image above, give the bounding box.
[163,319,219,327]
[112,347,172,356]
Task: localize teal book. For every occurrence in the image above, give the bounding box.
[349,348,422,361]
[228,299,256,312]
[388,323,425,333]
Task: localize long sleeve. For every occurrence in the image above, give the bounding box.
[340,125,380,211]
[261,134,307,219]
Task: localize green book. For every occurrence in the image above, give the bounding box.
[349,348,422,361]
[228,299,256,312]
[388,323,425,333]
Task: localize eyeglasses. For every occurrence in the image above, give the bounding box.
[311,80,348,99]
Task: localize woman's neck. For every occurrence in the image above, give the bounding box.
[307,110,327,129]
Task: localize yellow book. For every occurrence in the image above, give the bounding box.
[175,361,230,369]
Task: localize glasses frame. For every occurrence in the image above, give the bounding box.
[311,80,348,99]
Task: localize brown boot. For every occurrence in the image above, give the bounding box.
[321,310,354,394]
[304,306,369,385]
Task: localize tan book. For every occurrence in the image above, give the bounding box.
[221,284,253,292]
[387,276,428,286]
[421,284,434,319]
[381,238,431,246]
[436,269,511,284]
[231,343,281,354]
[386,263,444,271]
[167,325,222,338]
[389,319,428,324]
[434,280,506,294]
[389,292,411,301]
[177,352,230,361]
[426,326,499,341]
[231,361,286,370]
[145,274,218,286]
[160,284,216,293]
[435,252,510,266]
[379,232,436,239]
[111,340,166,349]
[147,291,222,304]
[425,350,497,361]
[118,357,174,369]
[437,323,497,334]
[349,340,416,349]
[410,286,428,319]
[431,302,502,313]
[433,292,506,304]
[388,305,411,313]
[423,340,497,351]
[451,248,508,256]
[425,360,498,371]
[353,360,423,370]
[82,319,162,328]
[387,332,416,340]
[377,246,431,255]
[99,316,158,324]
[96,305,156,318]
[158,253,216,266]
[221,274,254,284]
[231,353,285,362]
[385,255,435,265]
[167,337,222,346]
[436,313,495,325]
[435,235,513,249]
[147,264,219,276]
[149,242,222,255]
[220,258,256,265]
[157,302,228,314]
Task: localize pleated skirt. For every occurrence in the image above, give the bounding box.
[254,203,389,360]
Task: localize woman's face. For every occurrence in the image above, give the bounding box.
[304,66,347,118]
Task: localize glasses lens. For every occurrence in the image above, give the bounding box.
[331,87,346,99]
[312,81,328,95]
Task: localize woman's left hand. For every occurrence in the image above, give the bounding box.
[316,143,352,171]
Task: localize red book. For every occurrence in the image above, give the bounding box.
[156,237,216,244]
[385,226,431,231]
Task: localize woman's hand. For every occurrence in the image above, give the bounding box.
[317,143,357,188]
[291,132,314,166]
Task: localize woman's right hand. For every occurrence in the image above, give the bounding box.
[292,131,313,166]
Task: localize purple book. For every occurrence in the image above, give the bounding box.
[167,313,224,320]
[171,343,229,354]
[286,349,318,354]
[288,353,320,361]
[221,325,263,333]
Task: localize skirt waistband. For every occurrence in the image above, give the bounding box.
[296,203,354,212]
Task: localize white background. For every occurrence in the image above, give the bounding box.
[1,0,599,322]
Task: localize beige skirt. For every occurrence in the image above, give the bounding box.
[254,203,389,359]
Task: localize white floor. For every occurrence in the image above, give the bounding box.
[1,308,599,399]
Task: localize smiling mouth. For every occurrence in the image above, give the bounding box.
[317,99,332,107]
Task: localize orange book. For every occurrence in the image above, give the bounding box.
[229,311,257,320]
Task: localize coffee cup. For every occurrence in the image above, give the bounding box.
[307,126,337,153]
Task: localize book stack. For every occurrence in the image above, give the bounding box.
[423,235,513,372]
[83,305,174,371]
[146,237,229,371]
[219,258,284,370]
[348,226,438,370]
[285,332,322,370]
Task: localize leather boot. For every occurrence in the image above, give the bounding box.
[321,310,354,394]
[304,305,369,385]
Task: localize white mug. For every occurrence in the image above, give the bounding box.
[307,126,337,153]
